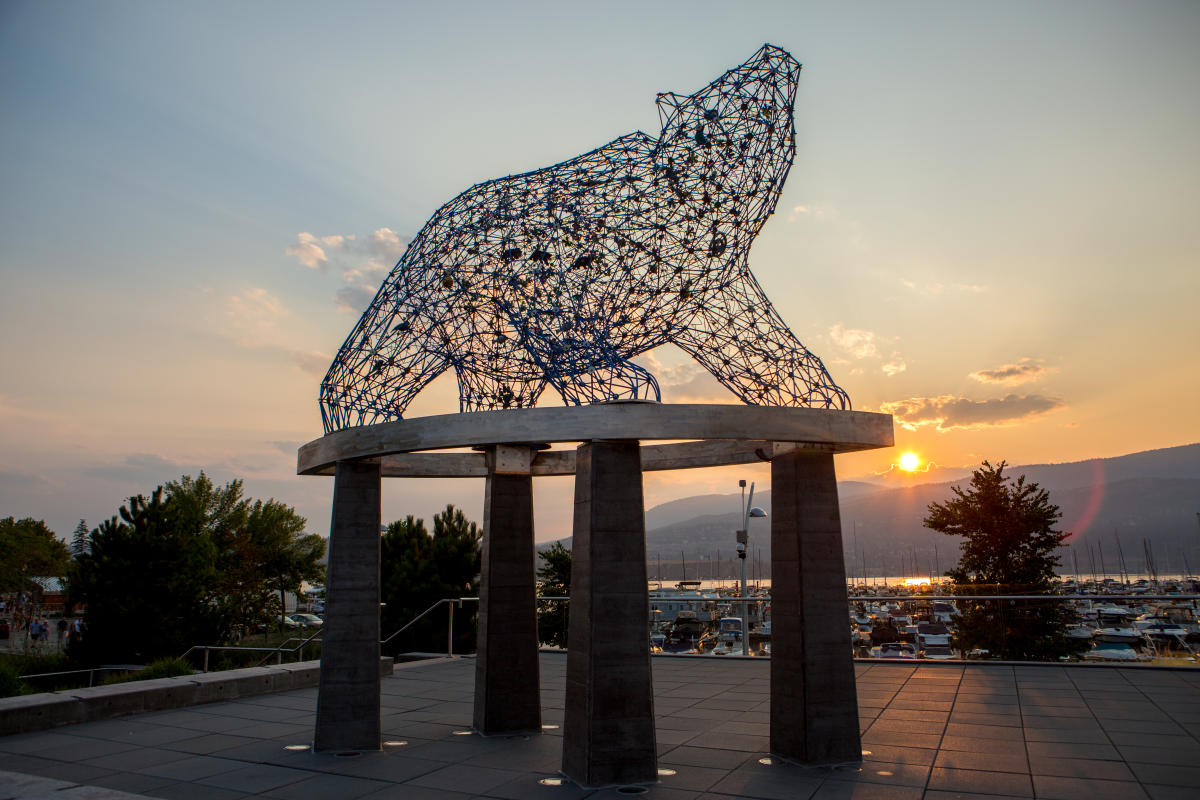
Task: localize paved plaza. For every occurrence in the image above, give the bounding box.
[3,653,1200,799]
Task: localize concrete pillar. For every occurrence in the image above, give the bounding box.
[314,459,382,752]
[474,445,542,734]
[562,440,656,788]
[769,446,861,765]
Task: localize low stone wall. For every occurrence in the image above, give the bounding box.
[0,657,394,737]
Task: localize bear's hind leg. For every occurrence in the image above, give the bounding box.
[671,274,849,409]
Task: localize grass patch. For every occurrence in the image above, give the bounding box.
[102,657,194,684]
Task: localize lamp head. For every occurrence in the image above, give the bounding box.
[749,507,767,518]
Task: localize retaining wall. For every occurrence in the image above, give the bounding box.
[0,657,394,737]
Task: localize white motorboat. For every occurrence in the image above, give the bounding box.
[871,642,917,659]
[1084,642,1150,662]
[1093,626,1142,644]
[1066,625,1094,641]
[921,645,956,660]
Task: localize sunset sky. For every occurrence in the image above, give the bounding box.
[2,1,1197,543]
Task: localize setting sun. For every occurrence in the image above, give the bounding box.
[899,452,921,472]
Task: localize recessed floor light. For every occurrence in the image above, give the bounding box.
[541,724,560,730]
[383,740,408,747]
[538,777,566,786]
[876,770,894,777]
[861,750,872,756]
[758,757,774,766]
[452,730,474,736]
[657,768,677,777]
[283,744,310,751]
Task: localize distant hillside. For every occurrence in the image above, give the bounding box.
[634,443,1200,579]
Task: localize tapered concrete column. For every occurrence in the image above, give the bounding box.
[474,445,542,734]
[769,446,861,765]
[314,459,382,752]
[562,440,656,788]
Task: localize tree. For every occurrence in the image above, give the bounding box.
[536,541,571,647]
[71,520,90,560]
[66,473,318,662]
[0,517,69,594]
[161,473,322,636]
[380,506,481,655]
[248,499,325,630]
[67,490,222,663]
[924,461,1086,661]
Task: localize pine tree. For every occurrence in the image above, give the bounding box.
[924,461,1086,661]
[536,541,572,647]
[71,519,90,559]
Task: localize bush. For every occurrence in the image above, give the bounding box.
[0,661,29,698]
[102,657,194,684]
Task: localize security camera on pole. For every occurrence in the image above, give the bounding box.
[736,479,767,656]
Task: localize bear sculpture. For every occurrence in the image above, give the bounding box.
[320,44,849,433]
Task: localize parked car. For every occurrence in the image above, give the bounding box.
[293,614,323,627]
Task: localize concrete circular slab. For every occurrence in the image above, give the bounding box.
[297,404,893,476]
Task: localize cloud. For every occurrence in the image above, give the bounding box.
[368,227,406,260]
[632,352,737,403]
[285,233,329,269]
[336,284,378,314]
[879,393,1067,431]
[882,359,907,377]
[287,228,409,313]
[969,357,1057,386]
[829,323,880,359]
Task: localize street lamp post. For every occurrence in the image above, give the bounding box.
[736,479,767,656]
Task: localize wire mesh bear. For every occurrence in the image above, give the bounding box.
[320,44,849,433]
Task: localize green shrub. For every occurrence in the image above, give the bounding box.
[0,661,29,698]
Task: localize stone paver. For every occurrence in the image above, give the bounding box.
[2,654,1200,798]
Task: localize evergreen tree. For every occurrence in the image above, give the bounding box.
[536,541,571,647]
[924,461,1086,661]
[71,519,90,559]
[380,506,480,655]
[67,490,222,663]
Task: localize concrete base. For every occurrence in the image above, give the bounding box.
[562,440,657,788]
[314,459,382,752]
[474,447,542,734]
[769,449,861,764]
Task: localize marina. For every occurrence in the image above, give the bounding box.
[640,576,1200,665]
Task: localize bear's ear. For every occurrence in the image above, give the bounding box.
[655,91,697,139]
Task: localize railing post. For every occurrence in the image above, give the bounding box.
[448,600,455,657]
[203,647,210,673]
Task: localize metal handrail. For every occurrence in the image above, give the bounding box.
[17,666,141,687]
[170,591,1200,673]
[848,594,1200,601]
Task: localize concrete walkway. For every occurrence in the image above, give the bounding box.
[3,653,1200,799]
